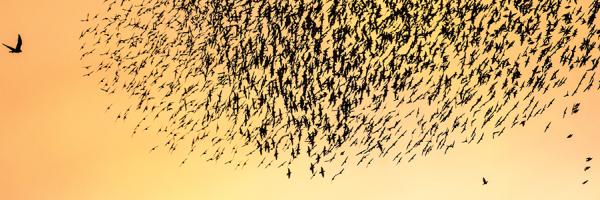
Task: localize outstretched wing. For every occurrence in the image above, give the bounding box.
[2,43,16,51]
[15,34,22,50]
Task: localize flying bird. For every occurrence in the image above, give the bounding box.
[3,34,22,53]
[586,157,592,162]
[482,177,488,185]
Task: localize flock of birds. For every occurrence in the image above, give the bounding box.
[583,157,593,185]
[79,0,599,182]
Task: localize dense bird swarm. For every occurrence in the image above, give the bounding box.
[81,0,600,179]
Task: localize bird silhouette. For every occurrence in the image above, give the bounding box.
[482,177,488,185]
[319,167,325,178]
[3,34,22,53]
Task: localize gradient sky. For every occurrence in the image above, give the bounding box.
[0,0,599,199]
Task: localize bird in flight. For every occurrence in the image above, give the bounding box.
[586,157,592,162]
[3,34,22,53]
[482,177,488,185]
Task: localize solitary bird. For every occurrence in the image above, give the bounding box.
[586,157,592,162]
[567,134,573,139]
[2,34,22,53]
[482,177,488,185]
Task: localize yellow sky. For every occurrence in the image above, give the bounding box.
[0,0,599,199]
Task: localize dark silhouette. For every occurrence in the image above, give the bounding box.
[3,34,22,53]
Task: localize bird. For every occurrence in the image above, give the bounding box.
[331,168,344,181]
[567,134,573,139]
[2,34,22,53]
[586,157,592,162]
[582,180,588,185]
[584,166,591,171]
[319,167,325,178]
[482,177,488,185]
[544,122,551,133]
[286,168,291,179]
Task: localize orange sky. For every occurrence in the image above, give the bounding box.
[0,0,599,199]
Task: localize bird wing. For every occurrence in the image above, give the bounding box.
[2,43,16,51]
[16,34,22,50]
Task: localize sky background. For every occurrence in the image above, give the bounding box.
[0,0,599,199]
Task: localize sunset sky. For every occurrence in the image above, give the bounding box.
[0,0,599,199]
